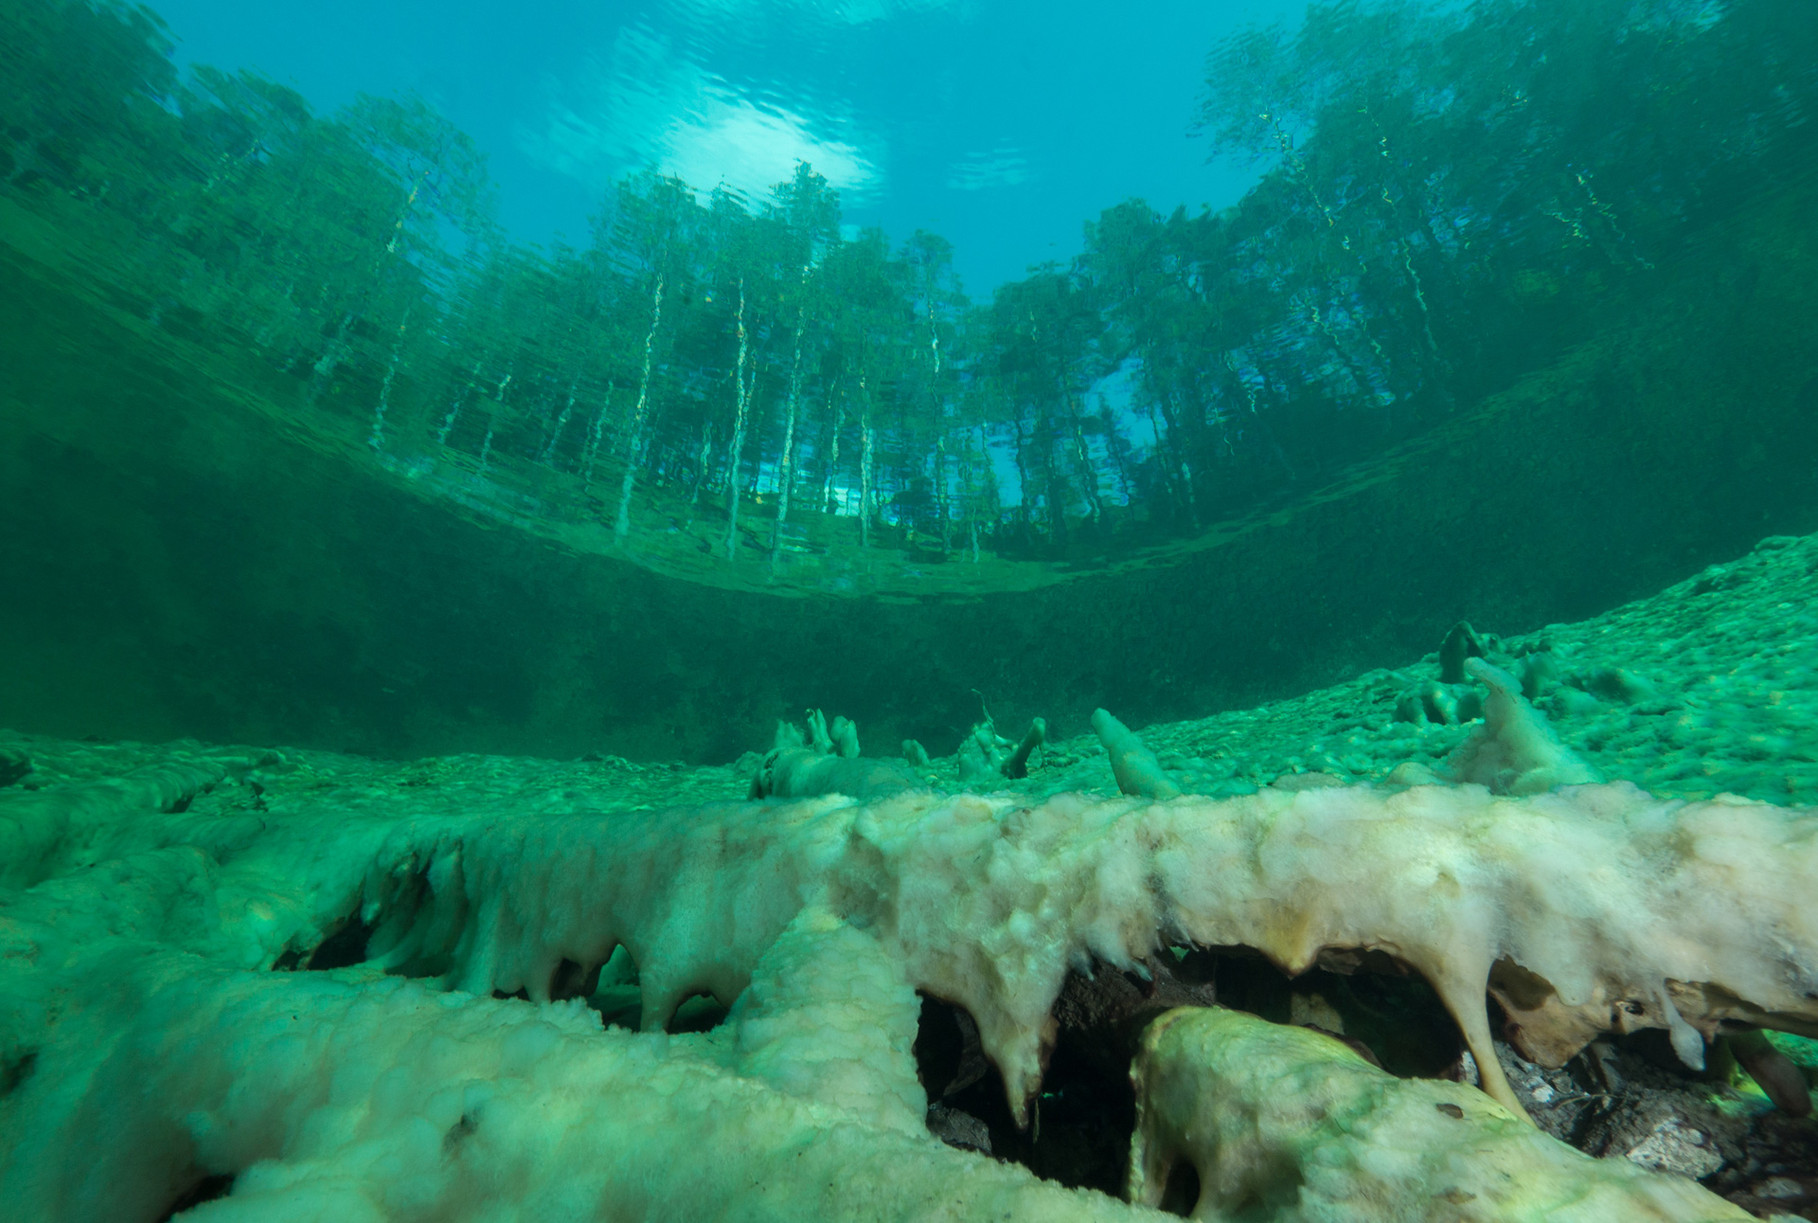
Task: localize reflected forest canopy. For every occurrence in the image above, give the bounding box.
[5,0,1815,584]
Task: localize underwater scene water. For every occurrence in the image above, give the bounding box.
[2,0,1817,1218]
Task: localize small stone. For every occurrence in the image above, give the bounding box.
[926,1103,991,1154]
[1622,1118,1724,1180]
[1757,1176,1805,1200]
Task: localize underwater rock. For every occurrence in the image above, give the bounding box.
[1576,665,1660,705]
[927,1101,993,1154]
[1383,760,1447,787]
[1519,647,1561,700]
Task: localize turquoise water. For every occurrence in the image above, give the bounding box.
[2,2,1817,1219]
[3,0,1816,759]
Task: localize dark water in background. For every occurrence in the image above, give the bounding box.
[1,0,1816,762]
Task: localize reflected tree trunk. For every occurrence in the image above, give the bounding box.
[725,279,752,560]
[614,272,665,539]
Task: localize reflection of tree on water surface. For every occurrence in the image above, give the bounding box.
[4,0,1815,590]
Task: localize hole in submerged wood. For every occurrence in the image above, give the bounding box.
[915,994,1023,1163]
[1028,983,1145,1195]
[915,993,992,1100]
[1488,957,1557,1012]
[443,1110,479,1152]
[157,1172,232,1221]
[557,948,731,1035]
[914,944,1478,1197]
[666,992,732,1034]
[549,958,602,1002]
[1601,1026,1733,1085]
[303,913,376,970]
[582,946,643,1029]
[913,948,1220,1198]
[1158,1159,1201,1217]
[1213,944,1467,1079]
[0,1049,38,1098]
[1034,947,1222,1195]
[489,961,609,1007]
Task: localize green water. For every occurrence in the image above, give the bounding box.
[1,0,1816,756]
[4,3,1818,1219]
